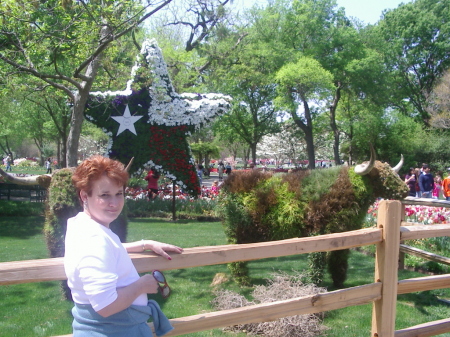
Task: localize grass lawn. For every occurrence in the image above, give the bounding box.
[1,215,450,336]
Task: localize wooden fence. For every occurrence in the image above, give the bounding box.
[1,199,450,337]
[0,183,47,202]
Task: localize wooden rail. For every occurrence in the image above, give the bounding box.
[400,244,450,266]
[0,228,382,285]
[2,199,450,337]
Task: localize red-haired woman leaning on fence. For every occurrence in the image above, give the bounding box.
[64,155,182,336]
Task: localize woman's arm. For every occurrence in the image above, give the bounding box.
[123,240,183,260]
[97,273,158,317]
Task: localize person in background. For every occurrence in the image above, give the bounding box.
[217,161,225,182]
[414,168,421,197]
[210,180,219,196]
[65,155,182,336]
[419,164,434,198]
[442,168,450,201]
[225,162,232,175]
[145,168,160,200]
[404,167,417,197]
[433,172,443,199]
[197,164,204,186]
[46,158,52,174]
[5,155,12,172]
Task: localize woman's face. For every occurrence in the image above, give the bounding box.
[81,174,124,227]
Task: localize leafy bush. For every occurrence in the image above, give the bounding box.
[128,177,147,189]
[14,159,39,167]
[0,200,45,216]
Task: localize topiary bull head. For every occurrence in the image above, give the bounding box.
[219,146,408,288]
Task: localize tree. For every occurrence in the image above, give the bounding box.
[275,57,334,169]
[0,0,231,166]
[257,120,307,166]
[190,142,220,167]
[206,14,288,165]
[245,0,378,167]
[428,70,450,128]
[373,0,450,125]
[21,89,72,166]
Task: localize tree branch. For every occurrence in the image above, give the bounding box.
[73,0,173,78]
[0,53,78,98]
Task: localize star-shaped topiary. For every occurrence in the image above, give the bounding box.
[85,39,231,196]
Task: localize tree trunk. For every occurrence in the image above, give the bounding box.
[291,99,315,170]
[66,26,108,167]
[57,141,61,168]
[251,143,257,166]
[304,128,315,170]
[329,83,342,165]
[66,91,89,167]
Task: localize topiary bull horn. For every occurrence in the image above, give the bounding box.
[354,144,376,175]
[392,154,404,173]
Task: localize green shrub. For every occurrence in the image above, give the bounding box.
[15,160,39,167]
[0,200,45,216]
[128,177,146,188]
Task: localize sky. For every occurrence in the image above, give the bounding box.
[232,0,412,25]
[334,0,411,24]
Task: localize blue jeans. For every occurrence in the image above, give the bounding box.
[446,196,450,201]
[422,191,432,198]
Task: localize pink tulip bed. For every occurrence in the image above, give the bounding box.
[365,199,450,273]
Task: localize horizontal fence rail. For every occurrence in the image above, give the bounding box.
[0,228,382,285]
[395,318,450,337]
[402,197,450,208]
[52,283,383,337]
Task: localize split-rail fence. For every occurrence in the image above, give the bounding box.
[1,198,450,337]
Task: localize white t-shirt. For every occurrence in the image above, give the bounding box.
[64,212,147,311]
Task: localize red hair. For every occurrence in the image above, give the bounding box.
[72,155,129,198]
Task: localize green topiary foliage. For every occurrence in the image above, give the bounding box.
[44,168,79,259]
[43,168,129,300]
[308,251,326,285]
[220,163,408,288]
[327,249,350,289]
[227,261,251,287]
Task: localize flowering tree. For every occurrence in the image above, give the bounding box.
[256,121,307,166]
[85,39,231,196]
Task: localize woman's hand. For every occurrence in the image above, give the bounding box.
[123,240,183,259]
[139,273,160,294]
[144,240,183,260]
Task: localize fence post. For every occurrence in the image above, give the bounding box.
[371,200,402,337]
[398,203,406,270]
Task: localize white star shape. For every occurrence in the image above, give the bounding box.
[111,105,143,136]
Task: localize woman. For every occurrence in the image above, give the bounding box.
[64,155,182,336]
[404,167,417,197]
